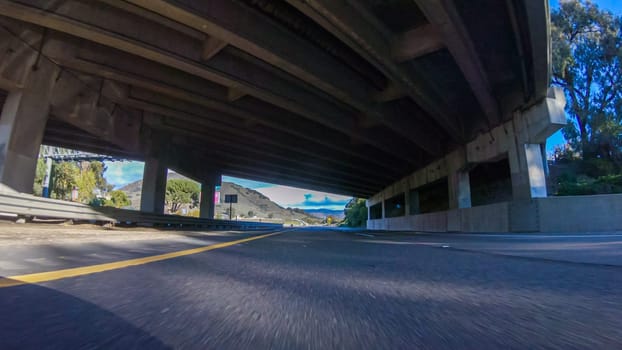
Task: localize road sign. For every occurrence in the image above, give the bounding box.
[224,194,238,203]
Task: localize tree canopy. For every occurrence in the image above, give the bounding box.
[165,178,200,213]
[551,0,622,161]
[343,198,367,227]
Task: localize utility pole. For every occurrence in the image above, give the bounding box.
[42,157,52,198]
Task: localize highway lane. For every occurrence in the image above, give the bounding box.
[1,228,621,349]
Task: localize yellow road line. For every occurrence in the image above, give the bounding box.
[0,231,284,288]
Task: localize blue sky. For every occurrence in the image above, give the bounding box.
[545,0,622,153]
[550,0,622,13]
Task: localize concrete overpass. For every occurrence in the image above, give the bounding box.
[0,0,595,231]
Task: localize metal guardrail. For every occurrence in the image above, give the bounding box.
[0,189,115,222]
[0,189,282,230]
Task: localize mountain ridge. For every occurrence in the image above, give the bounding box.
[119,175,322,223]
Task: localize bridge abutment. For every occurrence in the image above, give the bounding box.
[367,88,574,232]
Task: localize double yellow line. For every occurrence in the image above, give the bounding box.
[0,231,283,288]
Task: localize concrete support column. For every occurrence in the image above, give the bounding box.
[508,88,566,199]
[510,143,548,199]
[200,183,216,219]
[140,157,167,214]
[0,63,59,193]
[403,190,410,217]
[381,199,386,219]
[449,170,471,209]
[409,190,420,215]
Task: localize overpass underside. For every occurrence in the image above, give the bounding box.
[0,0,577,230]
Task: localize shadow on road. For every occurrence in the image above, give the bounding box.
[0,278,171,350]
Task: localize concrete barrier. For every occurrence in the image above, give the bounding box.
[368,194,622,233]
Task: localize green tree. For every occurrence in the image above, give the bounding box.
[51,162,79,200]
[343,198,368,227]
[33,158,46,196]
[551,0,622,160]
[105,190,131,208]
[90,161,113,194]
[165,179,200,213]
[248,210,254,217]
[75,161,97,203]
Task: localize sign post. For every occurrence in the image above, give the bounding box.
[224,194,238,220]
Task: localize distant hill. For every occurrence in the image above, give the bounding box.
[119,174,321,223]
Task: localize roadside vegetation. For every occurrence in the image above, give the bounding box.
[342,198,367,227]
[550,0,622,195]
[33,159,130,208]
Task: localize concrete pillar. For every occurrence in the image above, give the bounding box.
[0,63,59,193]
[509,88,566,199]
[403,190,410,217]
[409,190,420,215]
[448,170,471,209]
[200,183,216,219]
[511,143,548,199]
[140,157,167,214]
[381,199,386,219]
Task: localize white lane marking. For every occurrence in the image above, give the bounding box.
[356,233,375,238]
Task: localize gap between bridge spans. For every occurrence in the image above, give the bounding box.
[0,230,287,288]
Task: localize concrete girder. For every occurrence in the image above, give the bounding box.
[523,0,552,100]
[166,134,385,191]
[0,24,40,90]
[285,0,463,142]
[48,71,143,154]
[413,0,500,128]
[0,0,433,162]
[42,125,141,160]
[132,101,400,185]
[121,0,442,154]
[392,24,445,63]
[53,56,405,171]
[201,36,227,61]
[126,86,411,174]
[222,170,370,198]
[167,144,381,195]
[161,141,376,196]
[177,133,392,190]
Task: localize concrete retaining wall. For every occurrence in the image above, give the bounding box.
[368,194,622,233]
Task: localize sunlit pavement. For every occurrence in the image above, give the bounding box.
[1,227,621,349]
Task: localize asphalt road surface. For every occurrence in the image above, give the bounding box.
[1,227,621,349]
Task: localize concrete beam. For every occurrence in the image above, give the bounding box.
[121,93,404,182]
[413,0,500,127]
[0,0,429,161]
[155,125,390,192]
[55,57,404,170]
[226,87,245,102]
[373,83,405,103]
[122,0,379,111]
[285,0,463,142]
[167,137,384,192]
[392,24,444,63]
[202,36,227,61]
